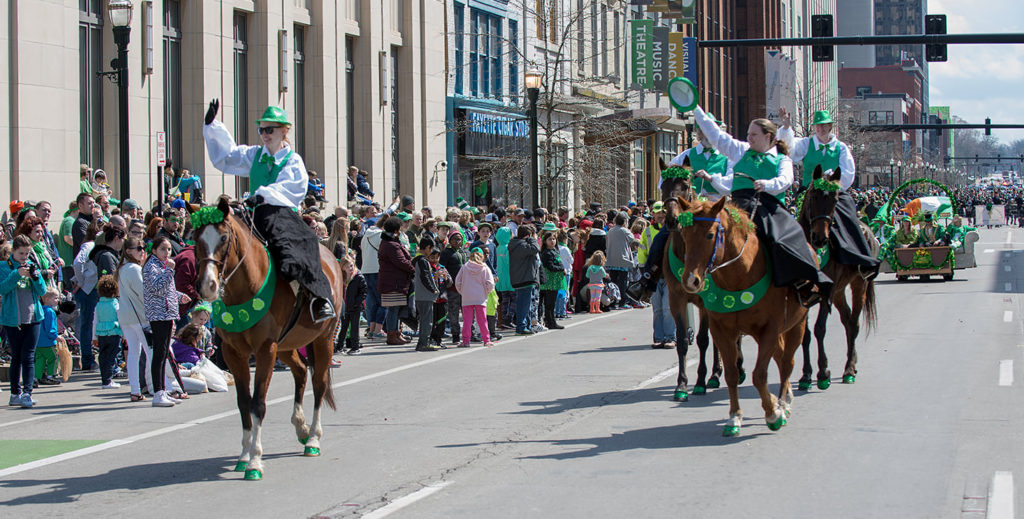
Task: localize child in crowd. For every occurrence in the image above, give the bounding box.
[539,232,566,330]
[455,249,495,347]
[188,303,215,357]
[171,324,204,369]
[585,251,609,314]
[412,238,441,352]
[428,249,452,348]
[485,288,502,342]
[2,235,47,408]
[340,253,367,355]
[556,230,573,318]
[92,275,123,389]
[35,288,61,386]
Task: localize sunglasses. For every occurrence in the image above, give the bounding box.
[167,217,183,223]
[257,126,281,135]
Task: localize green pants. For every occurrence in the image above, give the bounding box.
[35,346,56,380]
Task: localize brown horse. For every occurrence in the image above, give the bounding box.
[191,196,344,480]
[674,197,807,436]
[658,157,743,401]
[797,167,878,390]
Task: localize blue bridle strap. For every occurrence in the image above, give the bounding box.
[692,216,723,272]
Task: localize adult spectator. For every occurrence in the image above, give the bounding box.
[508,224,540,335]
[121,199,145,223]
[583,217,607,260]
[118,236,152,401]
[57,200,78,287]
[155,209,186,256]
[90,226,125,279]
[34,201,63,288]
[360,216,387,338]
[72,220,103,371]
[605,211,637,308]
[15,217,59,291]
[173,245,198,323]
[440,230,469,344]
[377,216,414,345]
[72,192,96,257]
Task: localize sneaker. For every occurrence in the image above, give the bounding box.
[515,330,534,336]
[329,358,343,367]
[458,342,471,348]
[9,394,21,406]
[492,333,503,341]
[19,393,34,408]
[483,342,495,347]
[531,325,547,333]
[101,381,121,389]
[274,360,289,371]
[152,390,176,407]
[415,344,441,352]
[345,348,363,356]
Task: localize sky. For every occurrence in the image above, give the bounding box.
[927,0,1024,145]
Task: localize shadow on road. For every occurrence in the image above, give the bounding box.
[561,343,655,355]
[0,453,298,505]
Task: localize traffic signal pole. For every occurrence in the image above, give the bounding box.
[697,33,1024,48]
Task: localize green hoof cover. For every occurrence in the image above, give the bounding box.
[233,461,248,472]
[244,469,263,481]
[767,417,787,431]
[798,380,811,390]
[707,378,720,389]
[738,371,746,385]
[817,379,831,390]
[304,446,321,456]
[692,385,706,395]
[673,390,689,402]
[722,426,740,437]
[299,436,309,445]
[843,375,855,384]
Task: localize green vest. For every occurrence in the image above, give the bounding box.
[801,140,841,186]
[248,147,294,195]
[689,148,729,195]
[733,150,784,202]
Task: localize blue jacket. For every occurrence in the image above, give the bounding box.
[94,297,122,337]
[0,258,46,327]
[37,306,58,347]
[495,227,512,292]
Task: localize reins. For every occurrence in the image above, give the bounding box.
[196,207,263,300]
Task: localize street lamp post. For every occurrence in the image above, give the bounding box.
[525,68,542,210]
[98,0,133,202]
[889,158,896,189]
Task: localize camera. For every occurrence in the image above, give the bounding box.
[25,262,38,278]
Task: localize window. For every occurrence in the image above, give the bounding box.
[491,16,502,98]
[454,3,464,95]
[79,1,103,168]
[294,25,306,158]
[390,47,400,197]
[613,11,620,78]
[509,20,519,103]
[470,10,479,95]
[590,1,598,75]
[346,37,355,167]
[233,12,249,197]
[600,4,608,77]
[469,9,503,99]
[868,111,896,125]
[576,0,584,72]
[163,0,182,172]
[549,1,558,43]
[856,86,872,96]
[536,0,546,42]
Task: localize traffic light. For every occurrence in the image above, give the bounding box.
[926,15,947,62]
[812,15,834,62]
[986,117,992,136]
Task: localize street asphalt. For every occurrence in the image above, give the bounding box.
[0,227,1021,518]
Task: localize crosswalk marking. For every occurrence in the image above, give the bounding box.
[999,360,1013,387]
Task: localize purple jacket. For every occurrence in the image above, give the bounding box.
[376,232,414,296]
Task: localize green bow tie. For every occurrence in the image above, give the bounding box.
[752,152,766,164]
[260,153,278,168]
[818,144,829,152]
[704,149,715,156]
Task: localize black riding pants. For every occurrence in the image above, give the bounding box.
[252,204,333,302]
[831,191,881,269]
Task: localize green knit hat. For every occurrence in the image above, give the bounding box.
[455,197,470,211]
[541,222,558,232]
[811,110,833,125]
[256,106,291,126]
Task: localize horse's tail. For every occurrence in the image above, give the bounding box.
[862,278,878,333]
[306,336,338,412]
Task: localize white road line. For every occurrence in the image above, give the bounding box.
[1006,231,1013,247]
[1005,265,1013,272]
[633,365,683,390]
[999,360,1014,387]
[1004,311,1014,323]
[0,312,626,479]
[985,249,995,254]
[1006,283,1013,292]
[362,481,454,519]
[988,472,1014,519]
[0,415,49,429]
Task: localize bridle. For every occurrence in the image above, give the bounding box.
[195,208,261,300]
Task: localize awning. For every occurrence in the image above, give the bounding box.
[583,116,660,147]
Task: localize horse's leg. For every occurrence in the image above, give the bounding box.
[672,307,691,401]
[304,334,334,456]
[813,300,832,390]
[712,326,743,437]
[751,332,782,431]
[277,349,310,444]
[837,280,861,383]
[798,315,814,390]
[221,344,254,473]
[776,320,805,420]
[735,337,746,384]
[698,315,718,389]
[244,341,277,481]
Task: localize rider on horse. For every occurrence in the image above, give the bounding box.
[691,106,832,308]
[778,108,881,279]
[201,100,337,324]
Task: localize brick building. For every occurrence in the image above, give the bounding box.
[839,60,926,160]
[734,0,783,126]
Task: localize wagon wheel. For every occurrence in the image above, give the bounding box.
[896,275,909,282]
[942,272,954,281]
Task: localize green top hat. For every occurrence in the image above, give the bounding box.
[811,110,833,125]
[256,106,291,126]
[667,77,699,113]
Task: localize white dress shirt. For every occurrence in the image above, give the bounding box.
[203,120,308,208]
[694,107,794,197]
[778,127,857,191]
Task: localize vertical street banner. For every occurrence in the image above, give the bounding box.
[632,19,654,89]
[651,26,670,90]
[668,33,697,85]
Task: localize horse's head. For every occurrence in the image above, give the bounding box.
[660,156,695,204]
[674,196,729,294]
[191,196,237,302]
[802,165,842,249]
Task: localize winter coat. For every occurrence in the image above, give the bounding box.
[376,231,414,296]
[93,297,122,337]
[584,228,607,260]
[412,254,441,302]
[495,227,513,292]
[143,255,182,322]
[0,258,46,327]
[605,225,636,269]
[360,226,383,275]
[344,272,368,313]
[454,261,496,306]
[88,243,120,279]
[539,248,567,291]
[37,306,59,347]
[155,228,186,257]
[440,246,469,293]
[173,246,198,317]
[507,237,540,289]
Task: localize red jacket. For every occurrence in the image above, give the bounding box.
[173,246,198,317]
[376,232,414,296]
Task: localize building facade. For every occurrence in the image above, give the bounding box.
[839,60,926,163]
[0,0,449,224]
[836,0,875,68]
[874,0,928,111]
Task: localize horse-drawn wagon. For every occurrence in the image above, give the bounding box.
[889,245,954,281]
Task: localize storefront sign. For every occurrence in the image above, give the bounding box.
[467,110,528,138]
[459,109,528,158]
